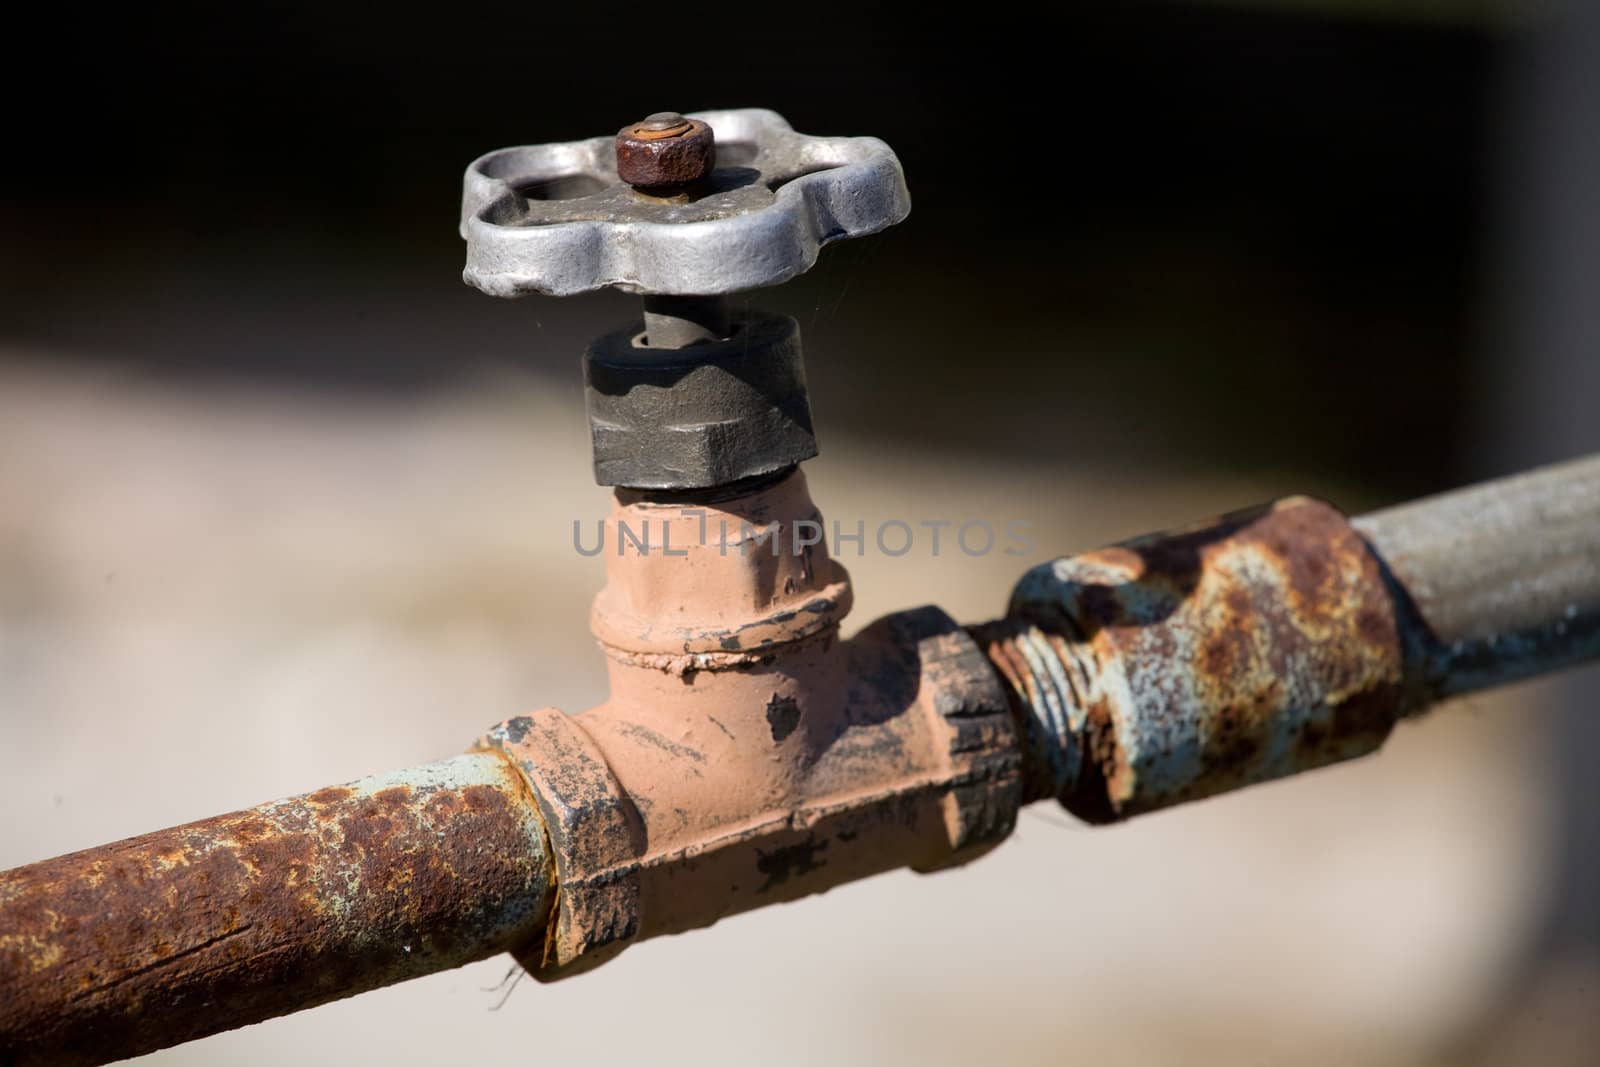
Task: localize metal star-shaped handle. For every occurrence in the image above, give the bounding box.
[460,108,910,298]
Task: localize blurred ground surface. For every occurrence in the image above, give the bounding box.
[0,355,1589,1065]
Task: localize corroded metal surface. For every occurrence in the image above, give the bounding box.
[8,456,1596,1058]
[478,708,643,978]
[0,753,553,1067]
[900,610,1025,871]
[978,497,1411,821]
[615,114,716,192]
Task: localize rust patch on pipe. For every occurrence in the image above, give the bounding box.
[0,752,553,1067]
[977,497,1411,821]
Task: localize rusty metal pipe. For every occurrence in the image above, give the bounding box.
[0,752,553,1067]
[3,459,1597,1062]
[978,455,1600,823]
[1353,453,1600,699]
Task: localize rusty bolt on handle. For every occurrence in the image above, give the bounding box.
[616,111,716,194]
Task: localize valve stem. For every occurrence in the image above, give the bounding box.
[639,294,732,348]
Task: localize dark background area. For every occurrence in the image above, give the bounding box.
[0,2,1494,498]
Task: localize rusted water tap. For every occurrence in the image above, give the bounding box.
[2,109,1599,1065]
[462,108,1013,977]
[479,474,1016,977]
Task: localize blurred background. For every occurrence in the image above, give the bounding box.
[2,0,1597,1063]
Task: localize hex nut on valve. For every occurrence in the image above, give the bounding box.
[616,112,715,193]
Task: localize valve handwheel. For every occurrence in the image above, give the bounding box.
[460,108,909,297]
[459,109,911,491]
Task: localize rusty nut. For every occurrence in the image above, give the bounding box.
[616,113,716,193]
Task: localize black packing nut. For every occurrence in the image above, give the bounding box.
[584,313,818,490]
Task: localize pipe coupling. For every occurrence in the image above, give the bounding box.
[977,497,1415,821]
